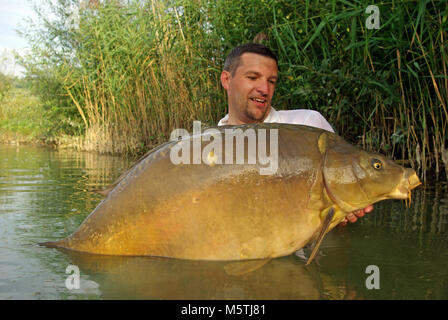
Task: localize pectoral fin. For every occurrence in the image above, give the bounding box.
[224,258,271,276]
[306,207,335,266]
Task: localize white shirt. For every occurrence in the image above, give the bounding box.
[217,107,335,133]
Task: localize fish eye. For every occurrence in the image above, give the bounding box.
[371,158,383,170]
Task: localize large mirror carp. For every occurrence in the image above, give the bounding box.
[42,123,421,265]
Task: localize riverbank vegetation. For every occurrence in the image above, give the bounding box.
[0,75,49,144]
[5,0,447,180]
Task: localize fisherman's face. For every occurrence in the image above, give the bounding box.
[221,53,278,124]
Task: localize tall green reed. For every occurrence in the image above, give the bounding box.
[20,0,447,180]
[267,0,447,181]
[61,0,227,154]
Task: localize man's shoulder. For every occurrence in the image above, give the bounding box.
[217,108,334,133]
[272,109,334,132]
[275,109,317,118]
[274,108,324,124]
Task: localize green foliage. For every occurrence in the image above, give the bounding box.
[0,72,12,104]
[0,84,50,140]
[17,0,85,137]
[17,0,448,178]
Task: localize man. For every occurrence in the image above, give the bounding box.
[218,43,373,225]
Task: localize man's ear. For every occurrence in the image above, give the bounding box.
[221,70,231,90]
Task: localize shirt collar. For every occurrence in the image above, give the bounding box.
[218,106,279,126]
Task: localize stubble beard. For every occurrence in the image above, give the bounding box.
[244,102,269,123]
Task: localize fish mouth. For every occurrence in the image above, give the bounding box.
[388,169,421,203]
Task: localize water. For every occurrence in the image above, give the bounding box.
[0,144,447,300]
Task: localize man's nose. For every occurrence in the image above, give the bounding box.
[256,80,269,95]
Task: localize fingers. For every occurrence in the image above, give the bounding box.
[353,210,365,218]
[338,219,348,227]
[346,213,357,223]
[337,205,375,227]
[338,214,357,226]
[353,205,374,218]
[338,213,357,227]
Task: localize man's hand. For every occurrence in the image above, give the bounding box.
[338,205,374,227]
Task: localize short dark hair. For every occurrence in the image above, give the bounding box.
[223,43,278,75]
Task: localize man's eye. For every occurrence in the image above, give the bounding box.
[269,80,276,84]
[247,76,256,80]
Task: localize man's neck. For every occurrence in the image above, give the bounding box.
[227,117,261,125]
[227,107,272,125]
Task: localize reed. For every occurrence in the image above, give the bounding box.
[57,0,227,154]
[267,0,447,181]
[19,0,447,180]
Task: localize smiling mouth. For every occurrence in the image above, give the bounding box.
[250,97,267,106]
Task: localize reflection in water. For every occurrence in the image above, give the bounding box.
[0,145,132,299]
[0,144,447,299]
[61,250,323,300]
[365,184,448,236]
[332,184,448,300]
